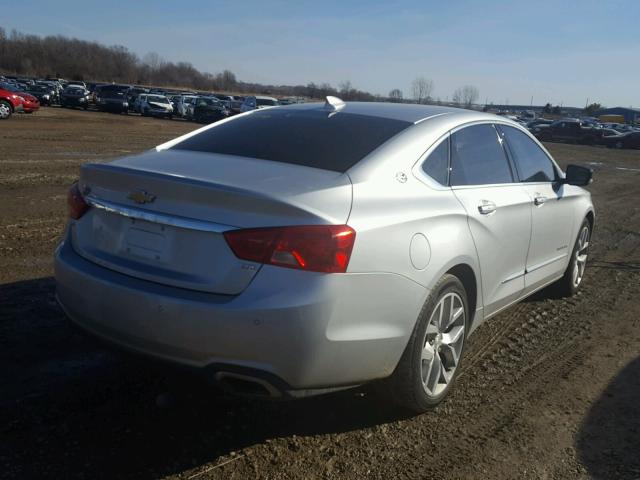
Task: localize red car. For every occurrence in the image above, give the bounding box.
[0,87,24,119]
[17,91,40,113]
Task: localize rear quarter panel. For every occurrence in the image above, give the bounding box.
[346,118,486,332]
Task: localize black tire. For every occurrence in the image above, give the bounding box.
[0,100,13,120]
[142,108,149,117]
[383,274,469,413]
[553,218,591,297]
[615,140,624,149]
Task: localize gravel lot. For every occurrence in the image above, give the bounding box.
[1,107,639,480]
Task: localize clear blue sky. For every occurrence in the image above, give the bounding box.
[2,0,639,107]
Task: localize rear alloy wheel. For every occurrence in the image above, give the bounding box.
[554,219,591,297]
[384,274,468,412]
[615,140,624,149]
[420,292,466,398]
[0,100,12,119]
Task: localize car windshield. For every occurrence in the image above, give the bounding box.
[66,88,84,95]
[147,95,168,104]
[257,98,277,106]
[172,108,411,172]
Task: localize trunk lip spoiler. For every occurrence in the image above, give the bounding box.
[85,195,236,234]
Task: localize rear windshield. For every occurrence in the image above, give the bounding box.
[172,108,411,172]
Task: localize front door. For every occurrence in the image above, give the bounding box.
[497,125,577,291]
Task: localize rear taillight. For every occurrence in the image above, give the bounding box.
[224,225,356,273]
[67,183,89,220]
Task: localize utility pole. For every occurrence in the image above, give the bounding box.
[530,95,533,107]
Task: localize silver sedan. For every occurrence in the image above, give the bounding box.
[55,98,594,412]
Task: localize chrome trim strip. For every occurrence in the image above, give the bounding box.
[501,270,525,284]
[526,253,568,274]
[86,196,234,233]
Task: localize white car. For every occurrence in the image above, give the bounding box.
[240,95,278,113]
[55,100,594,412]
[133,94,174,119]
[175,95,197,118]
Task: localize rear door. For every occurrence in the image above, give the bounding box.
[450,123,531,316]
[497,125,576,292]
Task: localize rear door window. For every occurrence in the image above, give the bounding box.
[450,124,514,186]
[498,125,557,182]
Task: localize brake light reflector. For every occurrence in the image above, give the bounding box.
[224,225,356,273]
[67,183,89,220]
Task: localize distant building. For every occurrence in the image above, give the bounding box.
[594,107,640,124]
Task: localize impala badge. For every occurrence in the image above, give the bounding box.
[127,190,156,204]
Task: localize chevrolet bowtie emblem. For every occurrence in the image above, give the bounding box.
[127,190,156,204]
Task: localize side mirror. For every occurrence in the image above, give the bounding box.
[562,164,593,186]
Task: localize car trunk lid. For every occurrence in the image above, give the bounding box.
[71,149,352,294]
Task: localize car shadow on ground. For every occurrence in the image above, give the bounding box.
[0,277,412,479]
[576,356,640,480]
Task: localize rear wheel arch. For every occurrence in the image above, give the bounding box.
[585,210,595,232]
[445,264,477,327]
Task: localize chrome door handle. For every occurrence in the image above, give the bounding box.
[534,195,547,206]
[478,200,496,215]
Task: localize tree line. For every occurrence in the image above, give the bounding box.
[0,28,480,105]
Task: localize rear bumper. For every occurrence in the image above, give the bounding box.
[54,230,426,392]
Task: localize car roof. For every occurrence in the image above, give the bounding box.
[280,100,498,124]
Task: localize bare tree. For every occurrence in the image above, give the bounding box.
[339,80,353,98]
[143,51,164,71]
[452,85,479,108]
[388,88,403,103]
[411,76,434,104]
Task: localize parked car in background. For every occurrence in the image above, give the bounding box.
[603,131,640,149]
[26,84,56,105]
[37,80,63,101]
[95,84,130,113]
[229,96,245,114]
[0,87,24,119]
[16,91,40,113]
[55,101,594,412]
[213,94,234,110]
[174,95,197,118]
[191,96,228,123]
[61,86,91,109]
[599,128,624,140]
[240,95,278,112]
[1,82,41,113]
[126,86,149,110]
[134,94,174,118]
[532,118,603,145]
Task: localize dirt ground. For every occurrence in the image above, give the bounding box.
[1,107,639,480]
